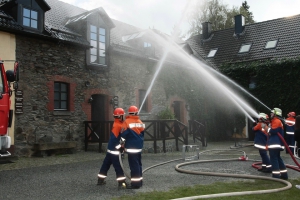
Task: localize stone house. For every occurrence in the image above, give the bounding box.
[0,0,189,156]
[186,14,300,139]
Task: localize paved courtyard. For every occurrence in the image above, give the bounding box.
[1,141,300,200]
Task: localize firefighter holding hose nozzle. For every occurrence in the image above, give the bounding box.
[97,108,127,188]
[120,106,145,189]
[266,108,288,179]
[253,113,272,173]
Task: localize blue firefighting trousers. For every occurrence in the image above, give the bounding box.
[128,153,142,187]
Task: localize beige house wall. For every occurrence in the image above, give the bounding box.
[0,31,16,145]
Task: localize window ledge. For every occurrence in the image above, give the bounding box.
[53,111,72,116]
[87,64,109,71]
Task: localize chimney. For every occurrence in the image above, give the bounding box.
[202,22,212,39]
[234,14,245,36]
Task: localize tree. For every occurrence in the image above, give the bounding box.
[187,0,255,37]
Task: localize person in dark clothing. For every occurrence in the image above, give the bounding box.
[285,112,296,154]
[97,108,127,188]
[294,115,300,155]
[267,108,288,179]
[253,113,272,173]
[120,105,145,189]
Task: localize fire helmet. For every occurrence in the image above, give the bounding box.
[258,113,268,121]
[128,106,139,114]
[288,112,296,117]
[113,108,125,117]
[271,108,282,117]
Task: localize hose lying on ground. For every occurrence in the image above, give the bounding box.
[119,149,292,199]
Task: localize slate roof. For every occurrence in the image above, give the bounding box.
[0,0,159,54]
[187,14,300,69]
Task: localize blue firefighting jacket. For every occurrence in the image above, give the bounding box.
[267,117,284,150]
[253,122,268,150]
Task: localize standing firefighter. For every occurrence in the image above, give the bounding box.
[97,108,127,188]
[285,111,296,154]
[267,108,288,179]
[120,106,145,189]
[253,113,272,173]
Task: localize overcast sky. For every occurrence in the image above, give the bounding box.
[59,0,300,37]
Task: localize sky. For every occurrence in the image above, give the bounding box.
[59,0,300,37]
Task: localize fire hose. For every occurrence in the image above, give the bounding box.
[119,149,292,199]
[252,132,300,172]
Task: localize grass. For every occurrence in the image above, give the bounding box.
[113,178,300,200]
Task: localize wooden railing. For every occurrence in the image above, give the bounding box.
[83,119,190,153]
[188,120,207,147]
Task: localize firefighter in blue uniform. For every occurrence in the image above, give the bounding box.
[285,111,296,154]
[120,106,145,189]
[253,113,272,173]
[97,108,127,188]
[267,108,288,179]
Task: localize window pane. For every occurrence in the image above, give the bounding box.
[54,101,60,109]
[207,49,217,57]
[60,84,67,91]
[90,25,96,33]
[90,33,97,40]
[99,35,105,42]
[54,92,60,100]
[99,28,105,35]
[31,19,37,28]
[23,8,30,17]
[99,57,105,64]
[31,11,37,20]
[61,93,67,100]
[23,18,30,26]
[239,44,251,53]
[54,83,60,91]
[61,101,67,109]
[91,48,97,55]
[90,40,97,47]
[91,55,97,63]
[265,40,278,49]
[99,50,105,56]
[99,42,105,49]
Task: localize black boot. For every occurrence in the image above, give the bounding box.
[97,178,106,185]
[126,185,140,189]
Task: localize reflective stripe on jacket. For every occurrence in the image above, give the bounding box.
[253,122,268,150]
[121,115,145,150]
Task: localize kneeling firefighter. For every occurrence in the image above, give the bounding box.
[267,108,288,179]
[97,108,127,188]
[253,113,272,173]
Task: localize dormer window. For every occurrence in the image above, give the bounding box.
[144,42,151,48]
[238,43,251,53]
[23,8,38,29]
[207,48,218,58]
[265,40,278,49]
[89,25,106,65]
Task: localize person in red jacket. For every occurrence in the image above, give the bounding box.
[253,113,271,173]
[285,112,296,154]
[97,108,127,188]
[120,106,145,189]
[267,108,288,179]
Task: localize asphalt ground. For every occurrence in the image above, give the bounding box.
[1,141,300,200]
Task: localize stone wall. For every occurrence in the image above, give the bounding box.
[13,36,172,156]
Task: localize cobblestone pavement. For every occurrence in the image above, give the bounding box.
[1,141,300,200]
